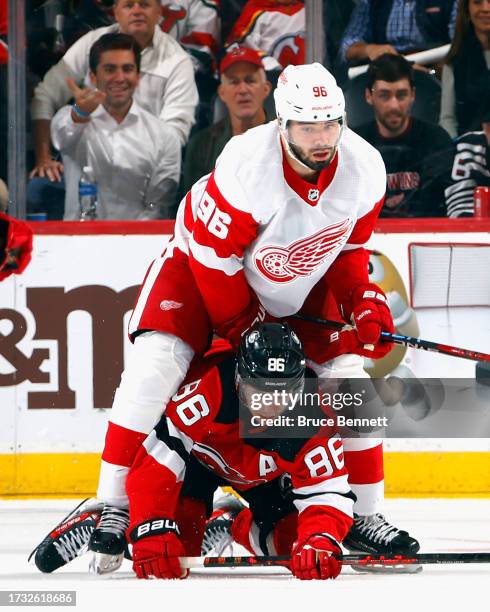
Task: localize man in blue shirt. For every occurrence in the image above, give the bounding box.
[340,0,457,65]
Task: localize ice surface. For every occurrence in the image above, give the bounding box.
[0,498,488,612]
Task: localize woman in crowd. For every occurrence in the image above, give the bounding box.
[440,0,490,137]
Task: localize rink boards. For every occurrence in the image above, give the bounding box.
[0,219,489,496]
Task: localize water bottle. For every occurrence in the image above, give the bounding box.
[79,166,98,221]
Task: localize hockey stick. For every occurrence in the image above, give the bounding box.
[292,314,490,363]
[182,552,490,569]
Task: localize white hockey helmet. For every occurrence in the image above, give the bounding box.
[274,63,345,130]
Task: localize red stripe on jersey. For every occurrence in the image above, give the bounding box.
[281,142,339,206]
[347,196,385,245]
[188,255,254,328]
[344,443,384,485]
[181,31,219,54]
[192,171,260,260]
[101,422,149,468]
[226,1,304,45]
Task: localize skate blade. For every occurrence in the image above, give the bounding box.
[352,563,423,574]
[89,552,124,575]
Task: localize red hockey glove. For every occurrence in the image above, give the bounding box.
[0,213,33,281]
[216,297,266,350]
[291,534,342,580]
[351,284,394,357]
[129,518,188,580]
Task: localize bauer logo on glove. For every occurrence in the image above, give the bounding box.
[130,518,180,541]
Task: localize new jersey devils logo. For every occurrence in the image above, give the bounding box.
[254,218,354,283]
[272,33,305,68]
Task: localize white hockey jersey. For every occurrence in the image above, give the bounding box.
[173,120,386,329]
[159,0,220,70]
[225,0,305,71]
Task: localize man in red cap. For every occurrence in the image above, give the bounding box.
[180,44,272,194]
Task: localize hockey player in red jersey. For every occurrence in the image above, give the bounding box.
[85,62,419,573]
[127,323,354,580]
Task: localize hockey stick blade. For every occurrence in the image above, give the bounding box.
[182,552,490,569]
[292,314,490,362]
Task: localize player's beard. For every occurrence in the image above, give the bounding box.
[289,142,336,172]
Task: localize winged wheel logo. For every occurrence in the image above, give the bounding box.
[254,217,354,283]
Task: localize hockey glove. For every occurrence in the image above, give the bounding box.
[216,297,266,350]
[291,534,342,580]
[0,213,33,281]
[351,284,394,357]
[129,518,188,580]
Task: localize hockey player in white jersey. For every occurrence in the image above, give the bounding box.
[78,63,419,573]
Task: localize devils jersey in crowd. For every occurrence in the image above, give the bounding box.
[444,130,490,218]
[159,0,220,70]
[225,0,305,70]
[92,0,220,69]
[355,118,454,218]
[172,121,385,328]
[126,351,354,544]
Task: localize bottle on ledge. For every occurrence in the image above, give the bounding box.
[79,166,98,221]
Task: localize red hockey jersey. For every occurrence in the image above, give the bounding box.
[226,0,305,71]
[127,353,354,544]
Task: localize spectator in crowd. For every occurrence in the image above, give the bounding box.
[85,0,221,73]
[339,0,458,66]
[51,33,180,220]
[440,0,490,138]
[355,53,453,217]
[225,0,305,72]
[30,0,197,185]
[181,45,272,194]
[158,0,220,74]
[81,1,221,127]
[445,108,490,217]
[157,0,221,130]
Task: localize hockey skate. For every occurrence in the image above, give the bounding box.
[88,504,130,574]
[29,498,104,573]
[343,513,421,573]
[201,494,246,556]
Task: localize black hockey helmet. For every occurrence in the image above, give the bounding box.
[237,322,306,395]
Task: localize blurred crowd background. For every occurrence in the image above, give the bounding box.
[1,0,490,222]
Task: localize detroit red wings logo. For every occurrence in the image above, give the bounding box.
[255,218,354,283]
